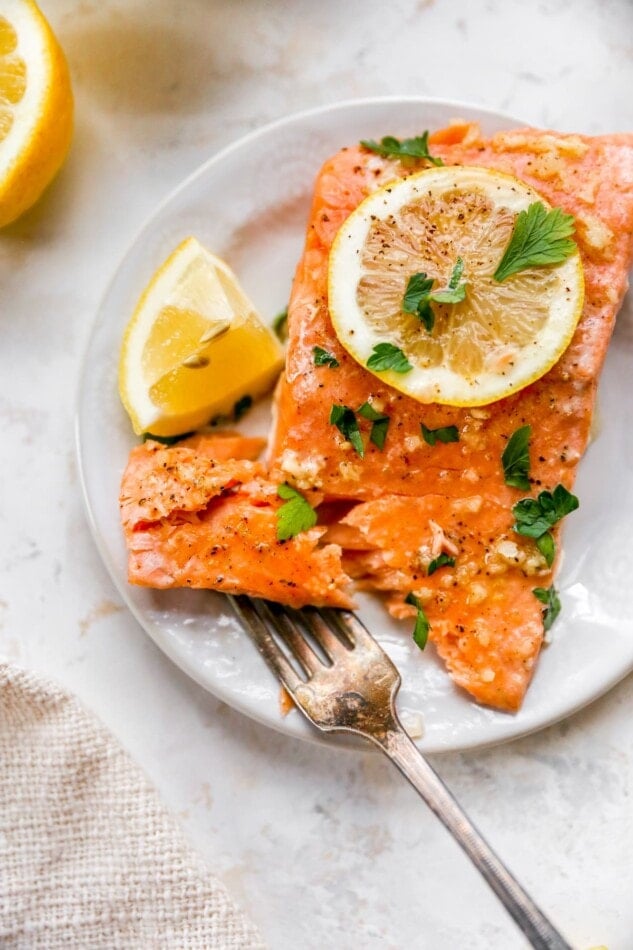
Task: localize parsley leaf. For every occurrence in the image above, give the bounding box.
[403,272,435,312]
[357,401,390,450]
[233,394,253,421]
[502,424,532,490]
[402,259,467,333]
[330,404,364,457]
[313,346,339,368]
[536,532,556,567]
[405,592,430,650]
[533,585,561,631]
[493,202,577,283]
[273,307,288,340]
[142,431,193,445]
[430,257,467,304]
[367,342,412,374]
[421,423,459,446]
[276,484,317,541]
[360,132,443,166]
[402,272,436,332]
[512,484,579,567]
[427,553,455,576]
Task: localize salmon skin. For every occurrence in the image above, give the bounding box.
[120,125,633,712]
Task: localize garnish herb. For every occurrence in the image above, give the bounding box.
[427,553,455,576]
[276,483,318,541]
[502,424,532,490]
[360,132,443,166]
[142,431,193,445]
[367,342,412,374]
[512,484,579,568]
[405,592,430,650]
[313,346,339,367]
[357,401,390,450]
[273,307,288,340]
[536,532,555,567]
[210,395,253,427]
[233,394,253,421]
[533,585,561,631]
[421,423,459,446]
[402,258,467,332]
[330,404,364,458]
[402,272,436,332]
[429,257,467,305]
[493,202,577,283]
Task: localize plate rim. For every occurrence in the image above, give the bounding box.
[75,94,633,753]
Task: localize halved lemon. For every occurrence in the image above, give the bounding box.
[328,166,584,406]
[0,1,73,228]
[119,237,284,437]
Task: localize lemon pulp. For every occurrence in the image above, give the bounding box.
[0,1,73,227]
[119,237,284,437]
[328,166,584,406]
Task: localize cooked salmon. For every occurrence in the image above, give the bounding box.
[120,125,633,712]
[120,433,353,608]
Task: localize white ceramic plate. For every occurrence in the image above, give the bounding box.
[77,97,633,753]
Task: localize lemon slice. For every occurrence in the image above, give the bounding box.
[328,166,584,406]
[119,237,285,437]
[0,1,73,227]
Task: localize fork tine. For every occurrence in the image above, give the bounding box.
[229,595,302,692]
[325,608,377,650]
[301,608,350,660]
[258,601,325,675]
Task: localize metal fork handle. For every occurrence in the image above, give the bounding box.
[372,722,572,950]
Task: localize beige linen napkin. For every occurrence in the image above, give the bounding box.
[0,662,266,949]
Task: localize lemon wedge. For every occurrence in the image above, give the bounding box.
[119,237,285,437]
[0,1,73,227]
[328,166,584,406]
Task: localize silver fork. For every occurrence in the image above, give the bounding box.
[229,595,573,950]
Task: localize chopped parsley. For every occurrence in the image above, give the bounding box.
[330,404,364,457]
[313,346,339,367]
[276,483,317,541]
[405,592,430,650]
[402,272,436,332]
[421,423,459,446]
[493,202,577,283]
[367,342,412,374]
[142,431,193,445]
[512,484,579,568]
[357,401,390,450]
[272,307,288,340]
[533,585,561,631]
[429,257,467,305]
[211,395,253,427]
[502,425,532,490]
[427,553,455,576]
[233,394,253,421]
[402,259,466,332]
[360,132,443,166]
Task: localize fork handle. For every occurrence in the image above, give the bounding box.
[373,724,572,950]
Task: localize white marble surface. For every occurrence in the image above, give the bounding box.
[1,1,632,947]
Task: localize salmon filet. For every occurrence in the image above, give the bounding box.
[120,124,633,712]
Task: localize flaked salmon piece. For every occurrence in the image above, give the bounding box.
[178,431,266,461]
[266,124,633,710]
[324,494,550,711]
[121,437,353,609]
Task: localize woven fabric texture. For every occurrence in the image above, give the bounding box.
[0,662,266,949]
